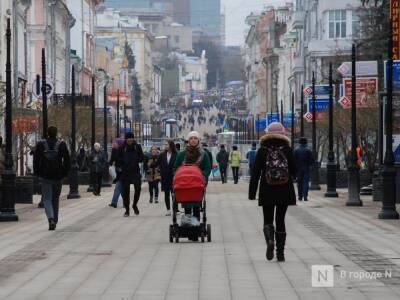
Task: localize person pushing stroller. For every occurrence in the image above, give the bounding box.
[173,131,211,222]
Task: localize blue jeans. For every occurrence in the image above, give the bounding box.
[111,181,122,206]
[297,171,309,200]
[41,178,62,222]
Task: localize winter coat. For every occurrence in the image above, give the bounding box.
[144,154,161,182]
[248,134,296,206]
[203,148,213,169]
[229,150,241,167]
[160,151,177,192]
[115,141,144,184]
[33,138,71,180]
[89,150,107,174]
[246,147,257,167]
[174,149,211,179]
[293,144,314,174]
[216,149,229,168]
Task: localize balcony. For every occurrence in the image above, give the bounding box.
[292,11,305,30]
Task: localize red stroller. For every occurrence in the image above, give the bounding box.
[169,164,211,243]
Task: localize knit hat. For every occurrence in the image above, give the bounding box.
[299,137,308,145]
[187,131,200,140]
[265,122,286,134]
[125,132,134,139]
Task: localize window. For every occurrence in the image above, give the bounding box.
[328,10,346,39]
[152,24,159,34]
[174,35,180,44]
[352,10,361,38]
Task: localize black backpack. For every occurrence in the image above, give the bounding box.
[42,140,62,177]
[265,145,290,186]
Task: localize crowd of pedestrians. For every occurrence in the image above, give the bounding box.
[31,120,313,263]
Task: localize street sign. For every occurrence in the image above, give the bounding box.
[308,98,330,112]
[339,77,378,108]
[283,113,294,128]
[304,112,313,123]
[267,113,280,125]
[304,84,330,96]
[32,78,54,98]
[337,61,378,77]
[303,86,313,95]
[384,60,400,90]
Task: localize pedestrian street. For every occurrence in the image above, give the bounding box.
[0,182,400,300]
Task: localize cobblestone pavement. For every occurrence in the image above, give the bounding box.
[0,182,400,300]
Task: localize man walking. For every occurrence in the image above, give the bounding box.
[216,144,229,183]
[116,132,144,217]
[293,137,314,201]
[33,126,70,230]
[246,142,257,177]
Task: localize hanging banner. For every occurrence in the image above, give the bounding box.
[339,77,378,108]
[107,91,128,103]
[392,0,400,59]
[12,108,39,134]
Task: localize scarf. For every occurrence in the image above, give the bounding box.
[184,144,201,164]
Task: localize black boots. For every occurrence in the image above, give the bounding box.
[48,218,56,231]
[275,231,286,262]
[263,224,275,261]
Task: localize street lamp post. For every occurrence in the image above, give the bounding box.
[67,65,81,199]
[42,48,48,139]
[91,75,95,148]
[103,84,107,153]
[280,100,284,124]
[0,18,18,222]
[116,89,120,138]
[346,44,362,206]
[310,72,321,190]
[378,21,399,218]
[325,62,338,197]
[300,84,304,137]
[291,92,295,149]
[257,114,260,140]
[123,104,127,133]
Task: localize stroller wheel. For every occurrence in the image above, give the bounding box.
[169,225,173,243]
[207,224,212,242]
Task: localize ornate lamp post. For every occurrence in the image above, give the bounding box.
[0,19,18,221]
[291,92,295,149]
[346,44,362,206]
[116,89,120,138]
[91,75,96,148]
[67,65,81,199]
[300,85,304,137]
[325,62,338,197]
[310,72,321,190]
[378,20,399,218]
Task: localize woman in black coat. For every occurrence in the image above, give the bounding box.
[159,140,177,216]
[249,122,296,262]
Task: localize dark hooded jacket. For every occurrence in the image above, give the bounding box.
[115,140,144,183]
[249,133,296,206]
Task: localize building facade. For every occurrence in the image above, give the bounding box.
[28,0,74,98]
[67,0,103,96]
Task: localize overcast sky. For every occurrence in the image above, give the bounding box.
[221,0,287,46]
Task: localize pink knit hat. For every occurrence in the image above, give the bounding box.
[265,122,286,134]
